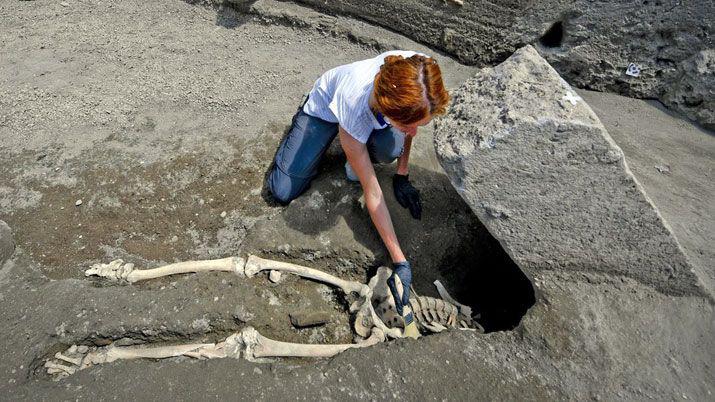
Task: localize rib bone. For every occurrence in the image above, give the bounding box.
[433,279,472,318]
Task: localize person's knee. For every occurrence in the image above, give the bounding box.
[373,145,403,164]
[268,166,304,204]
[370,128,404,164]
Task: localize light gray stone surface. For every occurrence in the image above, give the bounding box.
[284,0,715,128]
[0,220,14,265]
[434,45,707,298]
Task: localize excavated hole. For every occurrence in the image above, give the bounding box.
[432,215,535,333]
[21,2,540,380]
[540,21,564,48]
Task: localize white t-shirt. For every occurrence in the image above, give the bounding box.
[302,50,425,144]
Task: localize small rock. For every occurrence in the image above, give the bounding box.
[220,211,227,218]
[269,270,282,283]
[655,164,671,175]
[233,305,255,322]
[75,199,82,206]
[115,337,143,346]
[289,311,331,328]
[191,318,210,332]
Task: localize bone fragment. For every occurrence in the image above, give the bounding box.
[433,280,472,318]
[85,257,245,283]
[422,322,448,333]
[269,270,282,283]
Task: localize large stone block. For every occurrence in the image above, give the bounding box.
[285,0,714,128]
[433,45,706,297]
[0,220,14,265]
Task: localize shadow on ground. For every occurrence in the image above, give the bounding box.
[251,140,535,332]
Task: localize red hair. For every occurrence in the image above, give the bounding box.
[373,54,450,125]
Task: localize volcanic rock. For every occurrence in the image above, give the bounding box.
[289,0,714,128]
[433,45,707,298]
[663,49,715,130]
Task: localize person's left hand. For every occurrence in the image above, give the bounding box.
[393,174,422,220]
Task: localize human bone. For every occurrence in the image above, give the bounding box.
[244,255,367,295]
[56,255,480,380]
[358,267,481,335]
[85,257,245,283]
[269,270,283,283]
[45,326,385,380]
[433,280,472,318]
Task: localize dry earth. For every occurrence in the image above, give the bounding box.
[0,0,713,400]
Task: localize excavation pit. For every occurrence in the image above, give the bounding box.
[1,0,537,376]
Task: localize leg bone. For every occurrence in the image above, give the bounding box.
[85,257,245,283]
[46,326,386,380]
[244,255,367,296]
[242,326,385,359]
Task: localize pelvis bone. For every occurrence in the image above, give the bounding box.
[46,255,477,380]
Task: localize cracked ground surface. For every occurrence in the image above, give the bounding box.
[1,0,713,400]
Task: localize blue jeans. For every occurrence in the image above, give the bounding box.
[269,104,405,204]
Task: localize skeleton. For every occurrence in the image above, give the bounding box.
[46,254,480,380]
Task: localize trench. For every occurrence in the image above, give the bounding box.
[7,0,537,382]
[200,0,537,334]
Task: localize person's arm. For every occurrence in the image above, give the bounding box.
[391,127,422,220]
[339,127,406,263]
[396,134,413,176]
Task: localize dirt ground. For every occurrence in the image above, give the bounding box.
[1,0,713,400]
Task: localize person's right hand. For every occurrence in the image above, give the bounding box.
[392,174,422,220]
[386,261,419,338]
[386,261,412,316]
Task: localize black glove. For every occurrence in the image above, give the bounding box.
[392,174,422,220]
[386,261,412,318]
